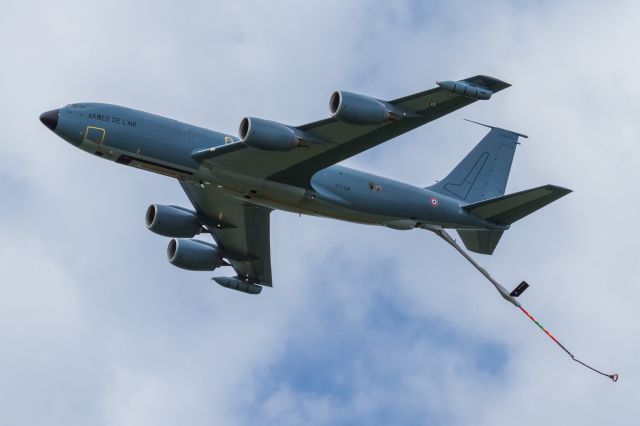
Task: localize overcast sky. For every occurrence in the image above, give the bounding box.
[1,1,639,425]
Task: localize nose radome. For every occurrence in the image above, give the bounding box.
[39,109,59,131]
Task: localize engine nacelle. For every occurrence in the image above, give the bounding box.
[167,239,226,271]
[239,117,299,151]
[146,204,201,238]
[329,91,391,125]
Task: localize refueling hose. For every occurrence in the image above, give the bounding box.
[431,228,618,382]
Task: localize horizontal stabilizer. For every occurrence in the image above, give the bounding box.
[463,184,572,225]
[457,229,504,255]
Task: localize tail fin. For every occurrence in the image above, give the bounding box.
[429,120,527,203]
[430,122,571,255]
[457,185,572,255]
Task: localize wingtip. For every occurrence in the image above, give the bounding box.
[558,186,573,195]
[542,184,573,196]
[462,75,511,93]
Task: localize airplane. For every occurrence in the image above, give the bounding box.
[39,75,571,295]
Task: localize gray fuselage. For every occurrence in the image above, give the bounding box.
[47,103,503,231]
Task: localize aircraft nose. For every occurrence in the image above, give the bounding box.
[39,109,59,131]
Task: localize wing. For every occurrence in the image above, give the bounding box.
[180,181,273,285]
[195,75,510,188]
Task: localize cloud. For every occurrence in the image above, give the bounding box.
[1,0,638,424]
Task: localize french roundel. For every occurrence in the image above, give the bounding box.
[430,197,439,206]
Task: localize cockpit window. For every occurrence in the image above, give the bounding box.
[69,103,88,109]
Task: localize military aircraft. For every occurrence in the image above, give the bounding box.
[40,75,570,295]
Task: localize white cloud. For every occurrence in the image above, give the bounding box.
[1,0,638,424]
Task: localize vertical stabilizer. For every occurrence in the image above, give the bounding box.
[429,121,527,203]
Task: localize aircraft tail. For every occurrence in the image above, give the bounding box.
[428,122,571,254]
[456,185,572,254]
[429,120,527,203]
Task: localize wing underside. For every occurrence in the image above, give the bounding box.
[180,181,273,285]
[197,75,510,188]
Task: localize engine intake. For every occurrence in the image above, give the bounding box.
[239,117,299,151]
[329,91,391,125]
[167,239,226,271]
[146,204,201,238]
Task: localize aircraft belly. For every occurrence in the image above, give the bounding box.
[202,173,386,224]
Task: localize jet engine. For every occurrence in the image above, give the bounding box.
[145,204,201,238]
[239,117,299,151]
[167,238,226,271]
[329,91,392,125]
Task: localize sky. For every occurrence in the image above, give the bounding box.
[1,0,639,424]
